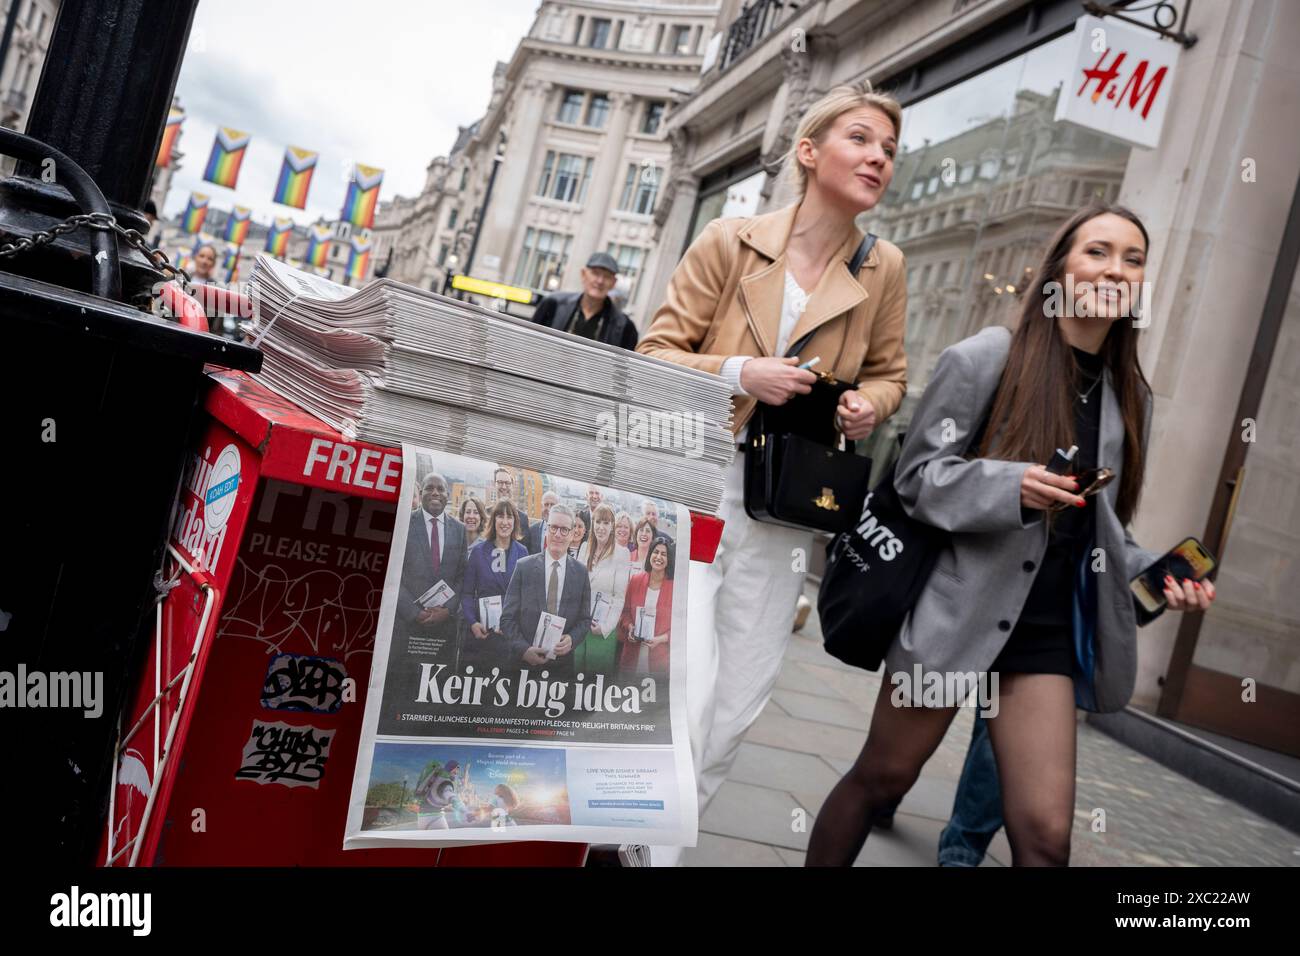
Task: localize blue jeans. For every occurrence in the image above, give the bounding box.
[937,712,1002,866]
[876,712,1003,866]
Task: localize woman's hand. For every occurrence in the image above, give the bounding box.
[471,622,488,640]
[836,391,877,441]
[1164,575,1216,612]
[1020,465,1085,510]
[740,357,817,405]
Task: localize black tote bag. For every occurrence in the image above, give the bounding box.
[817,458,946,671]
[819,411,994,672]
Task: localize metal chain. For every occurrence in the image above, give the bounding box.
[0,210,192,286]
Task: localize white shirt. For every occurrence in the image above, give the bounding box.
[637,585,662,674]
[721,271,809,397]
[579,542,632,632]
[543,552,567,607]
[422,508,446,563]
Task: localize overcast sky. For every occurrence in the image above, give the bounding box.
[161,0,540,227]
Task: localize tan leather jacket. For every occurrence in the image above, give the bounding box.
[638,202,909,436]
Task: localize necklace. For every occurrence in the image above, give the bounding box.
[1076,372,1102,404]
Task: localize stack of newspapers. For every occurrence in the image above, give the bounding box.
[244,255,734,513]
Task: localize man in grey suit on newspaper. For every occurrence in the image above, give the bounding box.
[500,504,591,682]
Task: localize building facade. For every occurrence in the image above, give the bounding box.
[372,0,720,320]
[650,0,1300,755]
[0,0,59,134]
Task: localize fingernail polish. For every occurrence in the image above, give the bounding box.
[1192,581,1201,589]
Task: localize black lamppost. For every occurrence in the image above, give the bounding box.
[0,0,260,864]
[463,131,506,277]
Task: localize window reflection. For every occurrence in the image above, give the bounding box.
[689,168,765,246]
[858,30,1136,474]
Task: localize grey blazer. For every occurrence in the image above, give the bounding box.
[885,326,1162,713]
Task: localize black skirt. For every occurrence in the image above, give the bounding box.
[990,618,1074,677]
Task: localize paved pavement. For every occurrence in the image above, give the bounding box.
[683,584,1300,867]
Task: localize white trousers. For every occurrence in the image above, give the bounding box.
[653,453,812,865]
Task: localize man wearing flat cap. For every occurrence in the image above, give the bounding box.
[529,251,639,350]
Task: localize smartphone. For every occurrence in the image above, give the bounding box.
[1046,444,1079,475]
[1129,536,1217,615]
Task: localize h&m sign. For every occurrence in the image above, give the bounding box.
[1054,14,1181,149]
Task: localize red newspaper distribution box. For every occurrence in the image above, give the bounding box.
[99,370,724,867]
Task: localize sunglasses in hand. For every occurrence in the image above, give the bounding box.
[1049,466,1116,512]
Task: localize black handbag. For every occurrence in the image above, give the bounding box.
[742,234,877,534]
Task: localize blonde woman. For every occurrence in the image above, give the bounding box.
[638,83,909,856]
[614,510,635,554]
[575,503,632,679]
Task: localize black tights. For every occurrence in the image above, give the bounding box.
[806,672,1078,866]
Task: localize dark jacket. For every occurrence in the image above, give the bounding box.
[500,551,592,679]
[387,509,468,705]
[531,291,638,351]
[397,508,469,638]
[461,538,529,626]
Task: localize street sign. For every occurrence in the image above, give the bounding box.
[449,274,537,304]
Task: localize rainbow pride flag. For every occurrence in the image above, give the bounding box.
[223,206,251,246]
[203,127,251,189]
[340,164,383,229]
[305,223,332,267]
[264,217,294,258]
[346,233,372,281]
[273,146,318,209]
[180,193,209,233]
[156,107,184,167]
[221,243,241,282]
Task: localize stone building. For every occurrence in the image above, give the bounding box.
[372,0,720,320]
[0,0,59,134]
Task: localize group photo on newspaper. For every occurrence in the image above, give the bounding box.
[346,447,696,845]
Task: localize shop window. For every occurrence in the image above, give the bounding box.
[855,24,1137,474]
[686,163,764,248]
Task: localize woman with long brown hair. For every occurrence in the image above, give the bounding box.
[807,204,1216,866]
[458,495,488,552]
